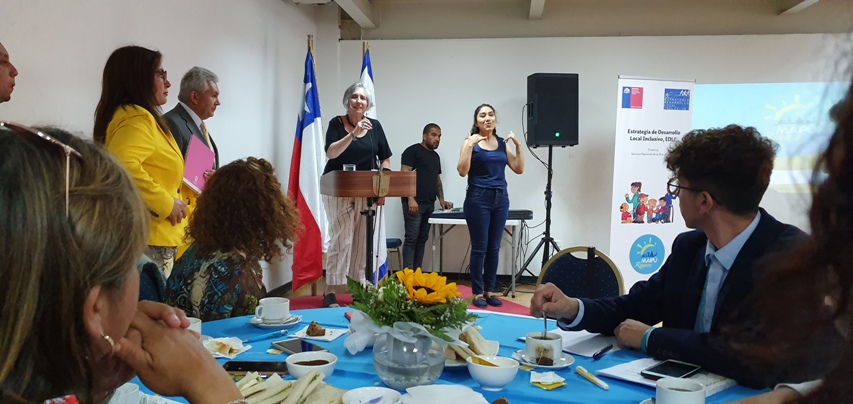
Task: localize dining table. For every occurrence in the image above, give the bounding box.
[133,307,767,404]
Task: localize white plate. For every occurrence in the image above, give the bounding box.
[512,349,575,370]
[249,314,302,329]
[639,399,654,404]
[445,340,500,368]
[342,387,402,404]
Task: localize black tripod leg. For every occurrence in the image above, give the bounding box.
[503,236,546,297]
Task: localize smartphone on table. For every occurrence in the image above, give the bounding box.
[271,338,329,355]
[222,361,289,377]
[640,359,702,380]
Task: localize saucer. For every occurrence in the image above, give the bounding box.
[445,340,500,368]
[512,350,574,370]
[249,314,302,329]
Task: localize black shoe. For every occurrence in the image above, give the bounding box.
[485,295,503,307]
[323,293,340,308]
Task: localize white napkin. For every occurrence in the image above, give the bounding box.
[530,371,565,385]
[400,385,488,404]
[291,326,348,342]
[202,337,252,359]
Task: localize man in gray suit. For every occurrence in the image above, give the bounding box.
[164,66,220,170]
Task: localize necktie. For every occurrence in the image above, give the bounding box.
[200,122,211,147]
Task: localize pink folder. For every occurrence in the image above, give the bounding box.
[183,136,215,194]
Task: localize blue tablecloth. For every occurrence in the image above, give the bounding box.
[136,307,765,404]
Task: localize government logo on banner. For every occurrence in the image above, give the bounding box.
[622,86,644,109]
[664,88,691,111]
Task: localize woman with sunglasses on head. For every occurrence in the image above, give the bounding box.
[0,126,242,403]
[726,93,853,404]
[457,104,524,308]
[94,45,187,278]
[166,157,302,321]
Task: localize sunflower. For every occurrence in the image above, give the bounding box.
[396,268,460,304]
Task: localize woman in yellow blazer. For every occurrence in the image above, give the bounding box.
[94,46,187,276]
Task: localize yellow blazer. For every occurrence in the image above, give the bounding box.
[105,105,187,247]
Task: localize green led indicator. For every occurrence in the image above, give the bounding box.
[555,132,561,137]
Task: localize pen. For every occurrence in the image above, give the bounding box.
[592,344,613,361]
[575,366,609,390]
[242,329,287,343]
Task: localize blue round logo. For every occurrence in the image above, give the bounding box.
[629,234,666,275]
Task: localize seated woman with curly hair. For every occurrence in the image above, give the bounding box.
[166,157,301,321]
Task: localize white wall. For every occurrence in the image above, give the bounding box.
[0,0,338,289]
[2,0,846,286]
[330,34,844,277]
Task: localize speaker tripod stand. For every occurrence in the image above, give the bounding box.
[504,145,560,297]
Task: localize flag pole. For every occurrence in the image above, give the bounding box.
[362,40,367,57]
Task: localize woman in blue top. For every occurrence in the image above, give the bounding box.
[457,104,525,308]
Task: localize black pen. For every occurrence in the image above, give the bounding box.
[592,344,613,361]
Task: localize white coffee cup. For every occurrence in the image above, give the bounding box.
[255,297,290,323]
[109,383,140,404]
[524,331,562,366]
[655,377,705,404]
[343,164,356,171]
[187,317,202,335]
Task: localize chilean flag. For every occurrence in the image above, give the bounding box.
[621,86,644,109]
[287,49,328,292]
[361,47,389,284]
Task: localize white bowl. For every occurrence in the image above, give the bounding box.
[466,355,520,391]
[285,351,337,378]
[342,386,401,404]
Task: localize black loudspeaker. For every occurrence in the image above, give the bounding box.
[526,73,579,147]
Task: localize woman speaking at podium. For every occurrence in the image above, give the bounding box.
[457,104,524,308]
[321,82,392,308]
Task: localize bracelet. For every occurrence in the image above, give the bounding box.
[640,327,654,354]
[350,132,356,141]
[227,400,248,404]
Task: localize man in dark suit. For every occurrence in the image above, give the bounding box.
[530,125,832,387]
[163,66,220,170]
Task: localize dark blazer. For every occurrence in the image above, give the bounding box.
[163,103,219,169]
[558,209,825,387]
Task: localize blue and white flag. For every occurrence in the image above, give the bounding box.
[361,47,387,283]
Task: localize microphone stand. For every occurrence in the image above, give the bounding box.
[361,118,381,284]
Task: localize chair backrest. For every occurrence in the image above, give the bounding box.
[536,246,624,299]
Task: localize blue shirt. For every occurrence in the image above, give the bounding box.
[694,211,762,332]
[467,137,507,189]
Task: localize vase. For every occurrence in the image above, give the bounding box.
[372,332,445,390]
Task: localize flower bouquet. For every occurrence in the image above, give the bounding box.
[344,268,478,389]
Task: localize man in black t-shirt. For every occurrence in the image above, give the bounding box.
[400,123,453,269]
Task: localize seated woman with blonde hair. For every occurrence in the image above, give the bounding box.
[0,124,241,403]
[166,157,301,321]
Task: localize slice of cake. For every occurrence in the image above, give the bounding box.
[306,321,326,337]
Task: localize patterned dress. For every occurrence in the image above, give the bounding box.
[166,243,266,321]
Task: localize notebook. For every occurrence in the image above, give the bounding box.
[596,357,736,397]
[183,136,215,194]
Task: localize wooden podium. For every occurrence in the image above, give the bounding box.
[320,171,415,282]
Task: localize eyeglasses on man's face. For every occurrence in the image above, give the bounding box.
[0,122,83,217]
[666,178,703,197]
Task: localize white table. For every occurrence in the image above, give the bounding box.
[427,217,524,297]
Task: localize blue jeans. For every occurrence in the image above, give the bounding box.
[402,200,434,269]
[464,187,509,295]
